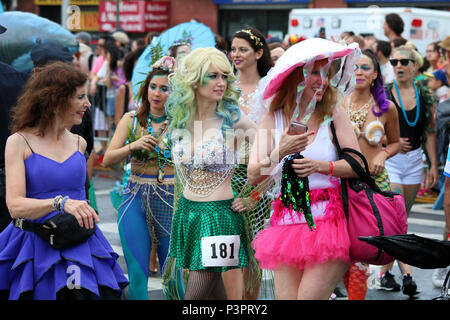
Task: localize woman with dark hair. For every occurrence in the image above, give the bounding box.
[342,49,400,300]
[225,27,273,299]
[0,62,128,300]
[103,57,176,300]
[114,47,145,126]
[231,27,273,122]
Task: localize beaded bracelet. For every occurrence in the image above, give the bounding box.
[60,196,69,213]
[56,197,64,211]
[52,195,63,211]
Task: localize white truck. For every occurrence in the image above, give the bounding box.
[288,7,450,55]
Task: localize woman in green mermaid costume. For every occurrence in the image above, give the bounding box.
[165,47,257,300]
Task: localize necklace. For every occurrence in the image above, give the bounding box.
[236,80,259,113]
[149,112,167,124]
[393,79,420,127]
[348,96,375,130]
[147,113,171,182]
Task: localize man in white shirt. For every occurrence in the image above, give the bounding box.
[374,40,395,84]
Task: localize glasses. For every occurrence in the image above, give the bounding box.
[390,59,414,67]
[354,64,372,72]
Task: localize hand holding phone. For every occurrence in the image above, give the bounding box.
[287,121,308,135]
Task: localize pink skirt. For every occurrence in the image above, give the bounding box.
[252,186,351,270]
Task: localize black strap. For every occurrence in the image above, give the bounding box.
[17,133,35,153]
[124,84,130,113]
[330,121,382,193]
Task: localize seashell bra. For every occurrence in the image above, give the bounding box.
[347,97,385,146]
[172,131,238,197]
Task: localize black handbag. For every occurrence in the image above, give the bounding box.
[14,213,96,249]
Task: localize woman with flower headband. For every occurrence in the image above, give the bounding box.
[166,47,257,300]
[379,45,438,297]
[103,56,176,300]
[341,49,400,300]
[223,27,273,299]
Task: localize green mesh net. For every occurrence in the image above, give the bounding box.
[162,140,275,299]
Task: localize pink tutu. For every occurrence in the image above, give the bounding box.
[252,186,351,270]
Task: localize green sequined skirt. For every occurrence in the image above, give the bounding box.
[169,196,249,272]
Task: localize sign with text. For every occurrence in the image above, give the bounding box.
[99,1,169,33]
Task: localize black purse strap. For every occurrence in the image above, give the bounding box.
[330,121,383,193]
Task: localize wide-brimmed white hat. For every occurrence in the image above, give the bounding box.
[263,38,360,100]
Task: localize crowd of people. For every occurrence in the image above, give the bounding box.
[0,10,449,301]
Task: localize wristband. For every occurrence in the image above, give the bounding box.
[52,195,63,211]
[383,148,390,155]
[328,161,335,176]
[60,196,69,213]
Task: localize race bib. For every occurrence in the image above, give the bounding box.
[201,235,240,267]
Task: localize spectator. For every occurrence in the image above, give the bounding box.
[145,31,160,46]
[438,36,450,81]
[426,42,442,73]
[392,37,407,50]
[215,33,229,55]
[384,13,405,43]
[364,35,377,52]
[347,35,365,51]
[131,38,146,52]
[268,42,286,64]
[375,40,395,84]
[75,31,92,46]
[0,24,29,233]
[425,70,449,103]
[112,31,130,55]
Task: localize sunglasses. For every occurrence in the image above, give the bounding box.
[390,59,414,67]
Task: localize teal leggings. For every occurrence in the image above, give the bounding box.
[117,175,174,300]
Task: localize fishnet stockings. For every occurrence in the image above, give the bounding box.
[184,270,227,300]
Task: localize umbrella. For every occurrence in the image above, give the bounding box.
[131,21,215,96]
[359,234,450,269]
[0,11,79,72]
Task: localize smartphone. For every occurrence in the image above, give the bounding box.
[287,121,308,135]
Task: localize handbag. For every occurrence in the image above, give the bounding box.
[330,121,408,265]
[14,213,96,250]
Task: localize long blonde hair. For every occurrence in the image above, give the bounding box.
[167,47,241,133]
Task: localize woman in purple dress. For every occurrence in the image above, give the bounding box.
[0,62,128,300]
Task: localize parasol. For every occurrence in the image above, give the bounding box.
[359,234,450,269]
[0,11,79,72]
[131,21,215,96]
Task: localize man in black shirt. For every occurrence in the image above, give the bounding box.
[0,25,29,232]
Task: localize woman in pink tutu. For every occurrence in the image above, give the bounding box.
[247,38,361,300]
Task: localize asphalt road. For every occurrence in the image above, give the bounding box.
[92,168,447,300]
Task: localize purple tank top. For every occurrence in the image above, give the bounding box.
[21,135,86,223]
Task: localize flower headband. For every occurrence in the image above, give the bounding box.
[235,29,264,48]
[152,56,176,73]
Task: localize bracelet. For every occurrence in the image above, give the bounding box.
[56,197,64,211]
[328,161,335,176]
[60,196,69,213]
[383,148,390,155]
[52,195,63,211]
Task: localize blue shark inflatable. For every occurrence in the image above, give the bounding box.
[0,11,79,71]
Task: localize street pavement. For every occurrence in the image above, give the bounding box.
[92,168,447,300]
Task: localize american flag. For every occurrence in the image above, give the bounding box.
[410,28,423,40]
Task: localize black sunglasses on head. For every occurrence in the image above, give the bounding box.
[390,59,414,67]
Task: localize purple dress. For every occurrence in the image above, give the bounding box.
[0,147,128,300]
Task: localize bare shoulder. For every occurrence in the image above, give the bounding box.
[71,132,87,153]
[5,132,28,160]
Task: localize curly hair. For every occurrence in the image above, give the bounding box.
[10,61,87,136]
[167,47,241,134]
